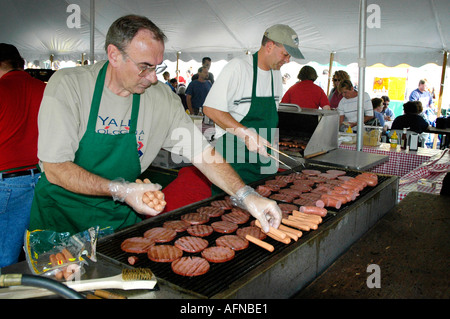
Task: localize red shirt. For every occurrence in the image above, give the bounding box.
[0,71,46,172]
[281,80,330,109]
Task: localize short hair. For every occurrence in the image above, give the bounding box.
[381,95,390,102]
[418,79,426,85]
[403,101,422,114]
[198,66,204,73]
[104,15,167,53]
[372,98,383,109]
[297,66,318,81]
[0,43,25,70]
[169,78,177,85]
[202,57,211,64]
[338,79,353,92]
[333,70,350,82]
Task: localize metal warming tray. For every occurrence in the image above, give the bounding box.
[277,104,388,170]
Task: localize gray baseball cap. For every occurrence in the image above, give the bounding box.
[264,24,304,59]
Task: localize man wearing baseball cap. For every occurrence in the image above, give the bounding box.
[203,24,303,195]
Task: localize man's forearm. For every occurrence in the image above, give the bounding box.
[43,161,111,196]
[192,145,245,196]
[203,106,244,132]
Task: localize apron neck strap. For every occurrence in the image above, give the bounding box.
[252,52,274,98]
[88,61,140,133]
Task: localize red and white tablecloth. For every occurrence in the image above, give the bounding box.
[339,143,444,177]
[398,149,450,201]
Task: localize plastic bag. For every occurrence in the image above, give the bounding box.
[24,226,113,281]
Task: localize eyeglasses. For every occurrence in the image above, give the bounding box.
[126,54,167,77]
[332,78,340,82]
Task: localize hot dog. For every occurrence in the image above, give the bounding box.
[281,218,310,231]
[287,215,318,230]
[254,220,287,240]
[278,224,303,238]
[299,206,327,217]
[136,178,166,211]
[266,232,291,244]
[49,254,63,280]
[245,234,274,252]
[292,210,323,223]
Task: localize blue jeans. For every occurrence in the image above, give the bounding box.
[0,171,40,268]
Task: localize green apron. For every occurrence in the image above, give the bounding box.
[29,61,142,234]
[212,52,279,195]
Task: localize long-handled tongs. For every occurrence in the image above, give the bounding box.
[266,144,305,172]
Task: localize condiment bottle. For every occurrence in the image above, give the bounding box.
[401,128,408,150]
[390,131,398,148]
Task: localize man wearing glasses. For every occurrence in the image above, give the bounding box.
[29,15,281,235]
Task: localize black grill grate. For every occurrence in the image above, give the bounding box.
[97,164,389,298]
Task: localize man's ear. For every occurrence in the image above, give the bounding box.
[107,44,123,67]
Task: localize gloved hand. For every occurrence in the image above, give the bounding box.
[235,127,270,157]
[230,186,282,233]
[109,178,166,216]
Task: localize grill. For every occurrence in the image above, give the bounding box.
[97,163,390,298]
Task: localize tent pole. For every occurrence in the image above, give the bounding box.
[356,0,367,151]
[327,52,335,96]
[432,50,448,149]
[176,51,180,81]
[89,0,95,64]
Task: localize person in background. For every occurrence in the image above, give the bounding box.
[381,95,395,121]
[28,15,282,235]
[169,78,178,92]
[281,65,330,110]
[163,71,176,92]
[0,43,46,267]
[203,24,304,195]
[409,79,436,147]
[328,70,350,109]
[370,97,385,127]
[337,79,373,131]
[391,101,430,134]
[177,84,188,111]
[192,57,214,84]
[185,66,212,115]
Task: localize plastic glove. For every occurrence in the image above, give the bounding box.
[230,186,282,233]
[109,178,165,216]
[235,127,270,157]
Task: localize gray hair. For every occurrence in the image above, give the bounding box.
[104,15,167,53]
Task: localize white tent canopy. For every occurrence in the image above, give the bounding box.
[1,0,449,66]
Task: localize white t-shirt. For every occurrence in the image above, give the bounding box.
[203,54,283,138]
[337,92,374,123]
[37,61,209,173]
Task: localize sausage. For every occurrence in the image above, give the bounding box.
[299,206,328,217]
[49,254,63,280]
[61,248,74,261]
[318,194,342,209]
[325,193,349,204]
[278,224,303,238]
[254,220,287,239]
[292,210,322,223]
[355,174,378,186]
[245,234,274,252]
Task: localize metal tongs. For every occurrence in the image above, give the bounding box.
[266,144,305,172]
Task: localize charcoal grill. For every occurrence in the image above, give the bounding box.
[97,163,396,299]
